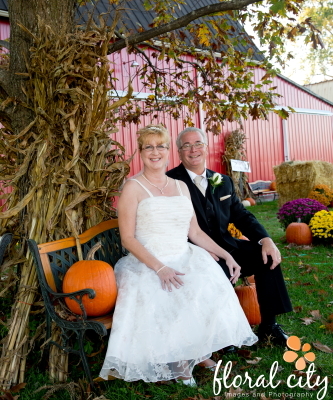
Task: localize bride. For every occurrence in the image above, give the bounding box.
[99,124,257,385]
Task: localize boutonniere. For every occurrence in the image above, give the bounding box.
[208,173,224,193]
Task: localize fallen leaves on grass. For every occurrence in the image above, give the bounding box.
[293,305,303,313]
[245,357,262,365]
[0,383,26,400]
[309,310,322,320]
[0,391,19,400]
[8,383,26,393]
[324,322,333,332]
[312,341,333,353]
[236,349,252,358]
[300,317,315,325]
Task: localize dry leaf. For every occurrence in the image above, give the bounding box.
[293,305,303,313]
[237,349,252,358]
[313,274,319,282]
[312,341,333,353]
[245,357,262,364]
[239,365,252,370]
[10,383,27,393]
[309,310,322,320]
[327,314,333,321]
[300,317,314,325]
[324,322,333,332]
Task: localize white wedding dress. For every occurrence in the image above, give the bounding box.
[100,180,258,382]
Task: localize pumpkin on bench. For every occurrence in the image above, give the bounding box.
[27,219,123,387]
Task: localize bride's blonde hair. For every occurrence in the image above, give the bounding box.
[137,124,170,150]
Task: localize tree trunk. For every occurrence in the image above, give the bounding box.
[0,0,122,389]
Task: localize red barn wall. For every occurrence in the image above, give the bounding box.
[109,50,333,181]
[1,19,332,198]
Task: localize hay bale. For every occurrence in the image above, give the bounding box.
[273,161,333,207]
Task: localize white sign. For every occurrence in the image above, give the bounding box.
[230,159,251,173]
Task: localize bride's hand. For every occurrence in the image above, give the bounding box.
[225,256,241,285]
[157,266,185,291]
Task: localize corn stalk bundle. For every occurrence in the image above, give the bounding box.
[222,129,250,199]
[0,17,131,388]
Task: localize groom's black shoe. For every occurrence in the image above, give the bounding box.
[258,323,288,346]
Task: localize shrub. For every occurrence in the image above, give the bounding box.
[309,210,333,245]
[308,184,333,207]
[277,198,328,230]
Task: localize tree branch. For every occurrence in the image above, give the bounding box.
[108,0,260,53]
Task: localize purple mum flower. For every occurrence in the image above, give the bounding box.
[277,198,328,229]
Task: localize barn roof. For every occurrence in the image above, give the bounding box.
[76,0,265,62]
[0,0,6,12]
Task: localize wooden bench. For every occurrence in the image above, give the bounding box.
[247,180,277,204]
[27,220,124,387]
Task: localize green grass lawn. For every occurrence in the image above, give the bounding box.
[4,201,333,400]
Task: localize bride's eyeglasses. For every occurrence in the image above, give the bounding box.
[142,145,169,152]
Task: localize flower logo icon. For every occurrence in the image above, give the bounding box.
[283,336,316,370]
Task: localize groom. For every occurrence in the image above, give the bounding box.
[166,127,293,346]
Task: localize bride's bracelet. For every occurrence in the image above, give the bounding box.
[156,265,167,275]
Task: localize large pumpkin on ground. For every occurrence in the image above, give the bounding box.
[63,243,117,316]
[286,219,312,245]
[235,277,261,325]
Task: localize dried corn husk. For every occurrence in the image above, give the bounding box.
[222,129,250,199]
[0,16,130,388]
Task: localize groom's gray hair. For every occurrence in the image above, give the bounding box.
[176,127,208,149]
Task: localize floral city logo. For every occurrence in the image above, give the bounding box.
[283,335,316,371]
[213,335,328,400]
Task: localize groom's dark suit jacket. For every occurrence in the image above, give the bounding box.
[167,163,292,317]
[166,163,269,252]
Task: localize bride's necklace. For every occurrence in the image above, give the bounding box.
[142,174,169,194]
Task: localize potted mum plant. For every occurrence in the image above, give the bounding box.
[277,198,328,230]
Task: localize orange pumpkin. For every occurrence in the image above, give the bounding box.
[247,275,255,284]
[63,243,117,316]
[286,220,312,245]
[269,181,276,191]
[245,197,256,206]
[235,277,261,325]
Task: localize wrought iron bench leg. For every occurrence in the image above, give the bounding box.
[41,313,52,367]
[78,329,95,388]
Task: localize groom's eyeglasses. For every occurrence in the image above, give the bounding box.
[142,145,169,152]
[180,142,205,151]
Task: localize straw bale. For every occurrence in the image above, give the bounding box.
[273,160,333,207]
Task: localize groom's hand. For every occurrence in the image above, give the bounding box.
[261,237,281,269]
